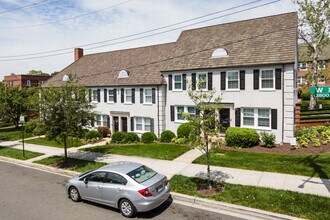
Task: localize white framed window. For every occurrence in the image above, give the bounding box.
[197,73,207,90]
[125,89,132,103]
[102,115,108,127]
[92,89,98,102]
[144,88,152,104]
[26,80,31,87]
[135,117,151,132]
[108,89,115,103]
[318,76,325,84]
[175,106,196,122]
[242,108,271,129]
[297,76,306,85]
[95,114,109,127]
[226,70,239,90]
[299,62,307,70]
[173,74,182,90]
[260,69,275,90]
[95,115,102,127]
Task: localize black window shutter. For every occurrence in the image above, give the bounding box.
[208,72,213,90]
[132,88,135,103]
[104,89,107,102]
[97,89,100,102]
[121,89,124,103]
[275,68,282,90]
[182,74,186,90]
[169,75,172,91]
[131,117,134,131]
[88,89,91,102]
[235,108,241,127]
[240,70,245,90]
[253,69,259,90]
[221,72,226,90]
[271,109,277,129]
[113,89,117,103]
[107,115,110,128]
[150,118,154,133]
[170,106,175,121]
[191,73,196,90]
[140,88,143,103]
[152,88,156,104]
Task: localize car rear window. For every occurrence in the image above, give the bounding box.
[127,166,157,183]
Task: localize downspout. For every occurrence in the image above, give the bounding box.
[282,64,285,144]
[157,85,160,137]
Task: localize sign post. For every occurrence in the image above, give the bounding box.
[19,115,25,157]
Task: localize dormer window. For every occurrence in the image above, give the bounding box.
[211,48,228,59]
[118,70,129,78]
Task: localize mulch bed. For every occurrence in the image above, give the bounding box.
[222,143,330,155]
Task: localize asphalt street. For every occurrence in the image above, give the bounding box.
[0,161,237,220]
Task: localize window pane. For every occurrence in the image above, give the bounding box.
[243,109,254,117]
[261,70,273,78]
[102,115,108,127]
[177,106,184,120]
[92,90,98,101]
[228,81,238,89]
[136,117,143,130]
[261,79,274,88]
[198,74,206,89]
[243,118,254,126]
[258,109,269,117]
[126,89,132,103]
[96,115,101,126]
[228,71,238,80]
[145,89,152,103]
[258,118,270,127]
[108,90,114,102]
[188,107,195,115]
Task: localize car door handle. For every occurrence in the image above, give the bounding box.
[116,188,122,191]
[97,186,102,190]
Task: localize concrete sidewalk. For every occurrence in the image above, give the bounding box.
[1,140,329,198]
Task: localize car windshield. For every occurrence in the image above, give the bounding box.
[127,166,157,183]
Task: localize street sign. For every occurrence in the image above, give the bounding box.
[310,86,330,99]
[19,115,25,124]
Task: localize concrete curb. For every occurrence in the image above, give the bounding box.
[0,156,303,220]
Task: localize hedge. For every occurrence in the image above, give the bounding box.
[225,127,259,148]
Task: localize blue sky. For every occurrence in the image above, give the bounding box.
[0,0,296,80]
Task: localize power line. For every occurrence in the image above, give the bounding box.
[0,0,279,60]
[0,0,51,14]
[48,23,298,83]
[0,0,135,29]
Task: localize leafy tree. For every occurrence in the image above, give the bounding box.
[183,81,222,189]
[297,0,330,109]
[27,70,49,76]
[51,71,59,76]
[39,81,95,162]
[0,85,36,127]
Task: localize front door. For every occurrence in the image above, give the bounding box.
[220,108,230,132]
[121,117,127,132]
[113,117,119,132]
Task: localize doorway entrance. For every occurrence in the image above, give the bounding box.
[113,116,119,132]
[219,108,230,131]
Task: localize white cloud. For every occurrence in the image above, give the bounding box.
[0,0,296,80]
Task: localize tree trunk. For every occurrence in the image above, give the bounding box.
[309,94,317,109]
[206,135,212,189]
[63,136,68,163]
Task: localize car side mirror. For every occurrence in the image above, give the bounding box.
[84,178,88,184]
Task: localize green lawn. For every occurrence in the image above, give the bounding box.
[34,155,106,172]
[82,144,190,160]
[170,175,330,220]
[24,137,83,148]
[0,126,33,141]
[193,148,330,179]
[0,146,43,160]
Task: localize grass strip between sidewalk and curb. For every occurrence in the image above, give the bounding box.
[170,175,330,220]
[24,137,84,148]
[0,146,43,160]
[82,144,190,160]
[193,148,330,179]
[34,155,106,173]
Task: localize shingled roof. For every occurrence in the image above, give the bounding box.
[162,12,297,72]
[45,42,175,87]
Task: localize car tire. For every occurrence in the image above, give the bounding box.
[119,199,136,218]
[69,186,81,202]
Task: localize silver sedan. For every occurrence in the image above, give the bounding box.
[66,161,171,217]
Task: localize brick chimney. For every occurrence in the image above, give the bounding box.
[74,48,83,61]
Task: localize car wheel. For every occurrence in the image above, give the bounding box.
[119,199,136,218]
[69,186,81,202]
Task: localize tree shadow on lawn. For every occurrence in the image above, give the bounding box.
[298,155,330,193]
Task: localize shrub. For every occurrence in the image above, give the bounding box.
[177,122,195,139]
[97,126,111,138]
[25,119,39,134]
[141,132,157,143]
[111,132,126,144]
[260,132,276,148]
[171,137,187,144]
[301,91,310,100]
[33,125,46,136]
[160,130,176,143]
[85,130,100,141]
[124,132,140,143]
[225,127,259,148]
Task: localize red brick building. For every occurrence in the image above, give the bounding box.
[3,74,51,87]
